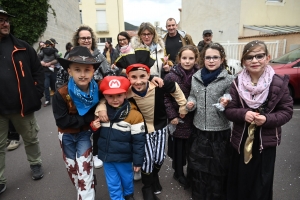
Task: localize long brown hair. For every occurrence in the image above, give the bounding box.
[176,45,200,66]
[199,42,228,69]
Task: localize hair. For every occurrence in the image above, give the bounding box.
[137,22,160,44]
[104,41,114,53]
[166,18,176,26]
[199,42,228,69]
[176,45,200,66]
[241,40,269,66]
[117,31,131,46]
[65,42,73,51]
[72,25,97,50]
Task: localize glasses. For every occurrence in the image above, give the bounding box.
[205,56,221,61]
[244,53,266,62]
[118,38,127,42]
[79,37,92,41]
[0,18,9,25]
[141,33,153,38]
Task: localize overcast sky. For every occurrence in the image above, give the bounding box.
[123,0,181,28]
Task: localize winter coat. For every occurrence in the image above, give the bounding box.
[162,30,195,46]
[38,47,59,63]
[164,64,198,138]
[0,34,44,116]
[197,40,213,54]
[224,74,293,153]
[187,68,235,131]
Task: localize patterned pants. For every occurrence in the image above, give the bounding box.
[58,131,95,200]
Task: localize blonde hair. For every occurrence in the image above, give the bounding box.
[137,22,160,44]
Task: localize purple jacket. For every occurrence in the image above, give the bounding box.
[164,64,198,139]
[224,74,293,153]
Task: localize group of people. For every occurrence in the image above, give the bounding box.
[0,5,294,200]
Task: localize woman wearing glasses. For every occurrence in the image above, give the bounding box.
[131,22,171,78]
[224,40,293,200]
[186,43,234,199]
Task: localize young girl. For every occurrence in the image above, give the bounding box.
[186,43,234,199]
[164,45,199,188]
[224,40,293,200]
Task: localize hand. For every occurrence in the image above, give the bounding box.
[91,118,101,129]
[245,111,259,123]
[162,64,171,72]
[254,115,266,126]
[111,64,116,69]
[179,114,186,118]
[98,111,109,122]
[151,77,164,88]
[186,102,194,109]
[133,166,141,172]
[220,97,230,107]
[170,118,179,125]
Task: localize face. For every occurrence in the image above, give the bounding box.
[118,35,129,47]
[204,48,223,72]
[68,63,94,92]
[104,93,126,108]
[127,70,150,92]
[140,30,153,46]
[243,46,270,76]
[0,14,10,39]
[203,34,212,44]
[78,30,92,50]
[39,42,45,48]
[180,50,196,70]
[166,20,177,36]
[105,42,109,48]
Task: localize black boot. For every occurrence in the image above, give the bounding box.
[124,193,135,200]
[141,172,160,200]
[152,164,162,194]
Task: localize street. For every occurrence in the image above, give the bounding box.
[1,100,300,200]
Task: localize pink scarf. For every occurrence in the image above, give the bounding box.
[237,65,275,109]
[120,43,132,54]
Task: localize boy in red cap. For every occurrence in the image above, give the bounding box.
[92,76,145,200]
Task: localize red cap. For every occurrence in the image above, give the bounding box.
[100,76,131,94]
[126,63,150,74]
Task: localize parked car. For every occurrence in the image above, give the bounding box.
[269,47,300,99]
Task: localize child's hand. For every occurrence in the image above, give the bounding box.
[98,111,109,122]
[151,77,164,88]
[90,118,101,131]
[186,102,194,109]
[220,97,230,107]
[245,111,259,123]
[162,64,171,72]
[254,114,266,126]
[133,166,141,172]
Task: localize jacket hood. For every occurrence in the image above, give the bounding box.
[131,36,165,51]
[162,30,187,39]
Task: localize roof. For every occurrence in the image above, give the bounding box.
[125,22,138,31]
[244,25,300,34]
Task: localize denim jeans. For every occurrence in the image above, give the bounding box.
[44,72,56,101]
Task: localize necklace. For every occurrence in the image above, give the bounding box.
[251,82,257,86]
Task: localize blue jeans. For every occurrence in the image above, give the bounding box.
[44,72,56,101]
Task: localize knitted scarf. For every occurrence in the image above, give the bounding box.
[201,65,223,87]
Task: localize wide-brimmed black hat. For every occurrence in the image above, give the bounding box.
[57,46,102,71]
[0,6,15,17]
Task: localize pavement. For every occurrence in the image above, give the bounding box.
[0,100,300,200]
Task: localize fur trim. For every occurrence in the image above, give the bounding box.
[131,36,165,51]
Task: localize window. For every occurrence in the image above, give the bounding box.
[98,38,112,43]
[96,10,106,24]
[95,0,105,4]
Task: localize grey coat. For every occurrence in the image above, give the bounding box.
[187,68,235,131]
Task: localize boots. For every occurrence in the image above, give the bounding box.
[124,193,135,200]
[152,164,162,194]
[141,172,160,200]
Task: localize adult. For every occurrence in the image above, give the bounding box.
[102,41,115,65]
[162,18,195,64]
[131,22,171,78]
[37,41,45,53]
[197,30,213,53]
[64,42,73,58]
[0,6,44,195]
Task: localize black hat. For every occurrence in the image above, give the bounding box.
[0,6,15,17]
[49,38,58,44]
[44,40,53,45]
[203,30,213,35]
[57,46,102,71]
[115,48,156,74]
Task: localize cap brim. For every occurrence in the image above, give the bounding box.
[57,57,102,71]
[0,11,15,17]
[102,89,127,95]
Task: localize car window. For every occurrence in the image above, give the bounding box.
[271,48,300,64]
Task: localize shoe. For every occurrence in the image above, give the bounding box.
[0,184,6,194]
[50,90,55,96]
[7,140,20,151]
[173,172,189,189]
[134,170,141,181]
[124,193,135,200]
[6,139,11,147]
[153,175,162,195]
[93,156,103,168]
[44,101,50,107]
[30,164,44,180]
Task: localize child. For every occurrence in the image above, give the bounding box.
[52,46,102,200]
[186,43,234,199]
[98,49,187,200]
[92,76,145,200]
[164,45,199,189]
[224,40,293,200]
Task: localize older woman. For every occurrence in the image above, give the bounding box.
[131,22,171,78]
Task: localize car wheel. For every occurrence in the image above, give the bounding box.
[288,86,294,98]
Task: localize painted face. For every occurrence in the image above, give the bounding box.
[127,70,150,92]
[78,30,92,50]
[68,63,94,92]
[166,20,177,36]
[204,48,223,72]
[180,50,196,70]
[118,35,129,47]
[243,46,270,77]
[104,93,126,108]
[140,30,153,46]
[0,14,10,39]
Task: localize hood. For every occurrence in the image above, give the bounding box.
[162,30,187,39]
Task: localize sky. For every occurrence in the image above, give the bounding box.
[123,0,181,29]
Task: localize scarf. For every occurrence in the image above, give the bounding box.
[237,65,275,109]
[201,66,223,87]
[147,42,157,52]
[120,43,132,54]
[68,77,99,116]
[177,64,197,88]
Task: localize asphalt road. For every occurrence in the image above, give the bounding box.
[1,100,300,200]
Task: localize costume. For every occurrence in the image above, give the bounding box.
[224,74,293,200]
[0,33,44,185]
[187,67,234,199]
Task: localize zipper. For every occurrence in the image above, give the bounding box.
[104,122,114,161]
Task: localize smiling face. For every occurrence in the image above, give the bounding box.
[166,19,177,37]
[118,35,129,47]
[78,30,92,51]
[68,63,95,92]
[0,14,10,39]
[104,93,126,108]
[127,70,150,92]
[180,49,196,70]
[204,48,224,72]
